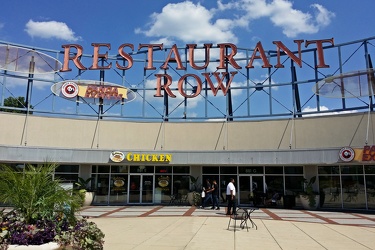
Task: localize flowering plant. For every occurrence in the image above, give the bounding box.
[0,163,105,249]
[0,210,104,249]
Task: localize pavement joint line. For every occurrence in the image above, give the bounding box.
[261,208,282,220]
[302,210,338,224]
[350,212,375,222]
[97,206,129,218]
[139,205,163,217]
[183,206,197,216]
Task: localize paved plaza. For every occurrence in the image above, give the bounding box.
[80,206,375,250]
[2,205,375,249]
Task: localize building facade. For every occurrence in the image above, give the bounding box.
[1,37,375,210]
[0,112,374,210]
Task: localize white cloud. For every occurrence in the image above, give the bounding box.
[239,0,335,38]
[136,0,335,45]
[25,20,81,41]
[312,4,335,26]
[302,106,357,117]
[135,1,238,44]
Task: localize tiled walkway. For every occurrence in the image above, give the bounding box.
[78,206,375,228]
[3,206,375,249]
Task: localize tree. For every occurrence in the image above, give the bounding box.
[0,96,33,114]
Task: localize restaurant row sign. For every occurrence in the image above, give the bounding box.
[60,38,334,99]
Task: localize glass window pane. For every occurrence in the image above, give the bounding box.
[365,165,375,174]
[318,166,340,175]
[54,173,78,183]
[284,176,304,195]
[239,176,251,204]
[365,175,375,209]
[319,176,342,208]
[109,174,127,205]
[341,165,363,174]
[284,166,303,174]
[238,166,264,174]
[98,165,109,173]
[173,166,190,174]
[341,175,366,209]
[130,165,154,173]
[55,165,79,173]
[111,165,129,173]
[265,176,283,193]
[155,175,172,203]
[92,165,97,173]
[202,166,219,174]
[173,175,190,196]
[155,166,172,174]
[265,166,283,174]
[92,174,110,205]
[220,166,237,174]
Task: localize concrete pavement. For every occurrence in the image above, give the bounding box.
[79,206,375,250]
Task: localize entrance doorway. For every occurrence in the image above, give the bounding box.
[129,174,154,204]
[238,175,266,206]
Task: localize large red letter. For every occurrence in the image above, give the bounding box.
[139,44,163,70]
[305,38,334,68]
[90,43,112,70]
[273,40,303,68]
[161,44,186,70]
[116,43,134,70]
[217,43,241,70]
[178,74,202,98]
[187,44,212,70]
[202,72,238,96]
[60,44,87,72]
[246,42,271,68]
[154,74,175,97]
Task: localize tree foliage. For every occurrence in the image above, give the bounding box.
[0,96,32,113]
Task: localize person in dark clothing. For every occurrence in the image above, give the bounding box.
[200,179,212,208]
[211,180,220,210]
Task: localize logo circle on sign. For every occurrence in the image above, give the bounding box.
[339,147,355,162]
[61,81,79,98]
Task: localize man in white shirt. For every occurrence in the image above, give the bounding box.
[226,178,236,215]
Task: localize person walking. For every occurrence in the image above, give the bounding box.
[211,179,220,210]
[226,178,236,215]
[200,179,212,209]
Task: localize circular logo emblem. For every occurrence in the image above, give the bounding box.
[61,81,79,98]
[110,151,125,163]
[339,147,355,162]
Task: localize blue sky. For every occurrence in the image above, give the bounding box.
[0,0,374,119]
[1,0,373,48]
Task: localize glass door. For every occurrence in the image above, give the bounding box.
[238,175,265,206]
[129,174,154,204]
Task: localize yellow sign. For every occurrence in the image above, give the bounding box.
[126,152,172,162]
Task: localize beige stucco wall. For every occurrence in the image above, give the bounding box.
[0,112,374,151]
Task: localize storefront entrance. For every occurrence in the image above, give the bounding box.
[238,175,266,205]
[129,174,154,204]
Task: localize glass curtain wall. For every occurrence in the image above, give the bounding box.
[91,165,129,205]
[54,164,80,191]
[318,165,374,209]
[202,165,304,207]
[153,166,190,204]
[91,165,190,205]
[365,166,375,210]
[202,166,237,206]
